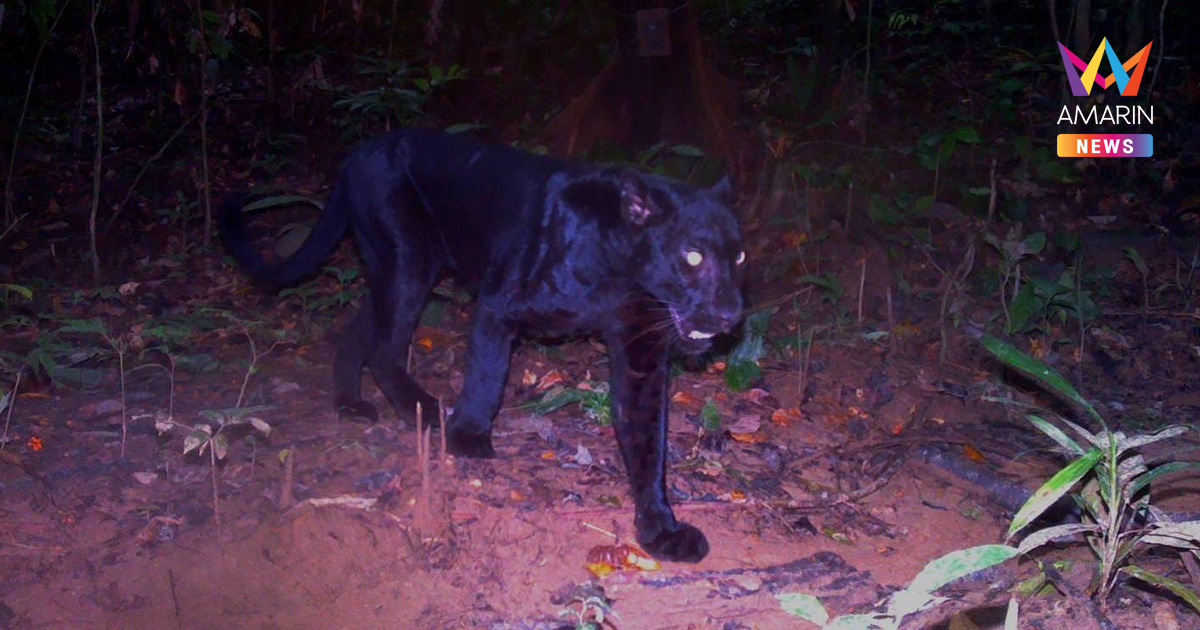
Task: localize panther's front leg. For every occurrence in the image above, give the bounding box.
[446,303,513,458]
[607,327,709,563]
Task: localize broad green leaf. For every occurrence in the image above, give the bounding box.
[908,545,1020,593]
[1005,283,1037,333]
[827,614,889,630]
[0,284,33,299]
[776,592,829,625]
[242,194,324,213]
[1020,232,1046,256]
[1008,449,1102,538]
[700,399,721,432]
[1123,566,1200,614]
[1123,247,1149,277]
[670,144,705,157]
[444,123,487,135]
[1026,415,1085,456]
[1016,523,1098,554]
[1128,461,1200,497]
[981,336,1103,425]
[724,361,761,391]
[183,430,207,455]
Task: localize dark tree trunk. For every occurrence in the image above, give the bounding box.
[545,0,744,180]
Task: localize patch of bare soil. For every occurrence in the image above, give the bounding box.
[2,211,1199,630]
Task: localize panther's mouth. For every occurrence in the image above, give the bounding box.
[668,306,717,343]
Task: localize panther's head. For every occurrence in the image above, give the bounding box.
[619,171,745,354]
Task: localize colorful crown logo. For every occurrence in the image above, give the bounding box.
[1056,38,1153,97]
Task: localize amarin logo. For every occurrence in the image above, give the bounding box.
[1054,37,1154,157]
[1056,37,1153,97]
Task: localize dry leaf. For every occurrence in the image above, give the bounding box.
[585,543,661,578]
[537,370,566,391]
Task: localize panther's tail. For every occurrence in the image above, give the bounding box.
[218,186,350,289]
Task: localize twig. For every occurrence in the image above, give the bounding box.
[88,0,105,282]
[885,285,894,330]
[1145,0,1169,99]
[279,447,295,508]
[166,570,183,629]
[856,254,867,325]
[844,180,854,233]
[438,396,446,459]
[196,0,213,248]
[3,0,70,227]
[799,327,813,404]
[580,521,618,540]
[860,0,873,145]
[1,370,23,451]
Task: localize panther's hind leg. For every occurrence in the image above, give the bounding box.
[333,300,381,422]
[363,249,445,429]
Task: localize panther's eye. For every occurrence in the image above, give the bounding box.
[735,251,746,265]
[684,250,704,267]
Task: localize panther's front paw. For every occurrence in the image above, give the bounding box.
[446,429,497,458]
[336,399,379,423]
[639,521,709,563]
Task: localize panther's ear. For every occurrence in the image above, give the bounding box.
[619,171,661,226]
[710,175,733,202]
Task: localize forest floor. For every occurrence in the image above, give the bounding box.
[2,133,1200,630]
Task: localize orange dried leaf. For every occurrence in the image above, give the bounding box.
[27,437,43,452]
[729,431,768,443]
[586,544,659,577]
[540,450,557,460]
[537,370,566,391]
[509,489,527,501]
[962,444,986,462]
[671,391,703,412]
[771,407,801,426]
[417,337,434,351]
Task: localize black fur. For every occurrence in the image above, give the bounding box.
[221,128,744,562]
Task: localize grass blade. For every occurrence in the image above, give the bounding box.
[1008,448,1102,538]
[981,336,1103,425]
[1123,565,1200,614]
[1026,415,1085,455]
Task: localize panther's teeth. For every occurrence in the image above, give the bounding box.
[688,330,715,340]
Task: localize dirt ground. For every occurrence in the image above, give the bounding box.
[2,177,1200,630]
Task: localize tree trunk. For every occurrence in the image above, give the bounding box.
[545,0,745,180]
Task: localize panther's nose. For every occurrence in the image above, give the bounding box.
[714,295,743,331]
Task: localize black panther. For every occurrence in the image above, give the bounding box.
[220,128,744,561]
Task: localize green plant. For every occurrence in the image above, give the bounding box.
[984,226,1045,333]
[982,336,1200,611]
[330,59,465,141]
[528,381,612,426]
[155,407,271,531]
[725,308,773,391]
[778,545,1019,629]
[279,266,362,314]
[156,191,203,252]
